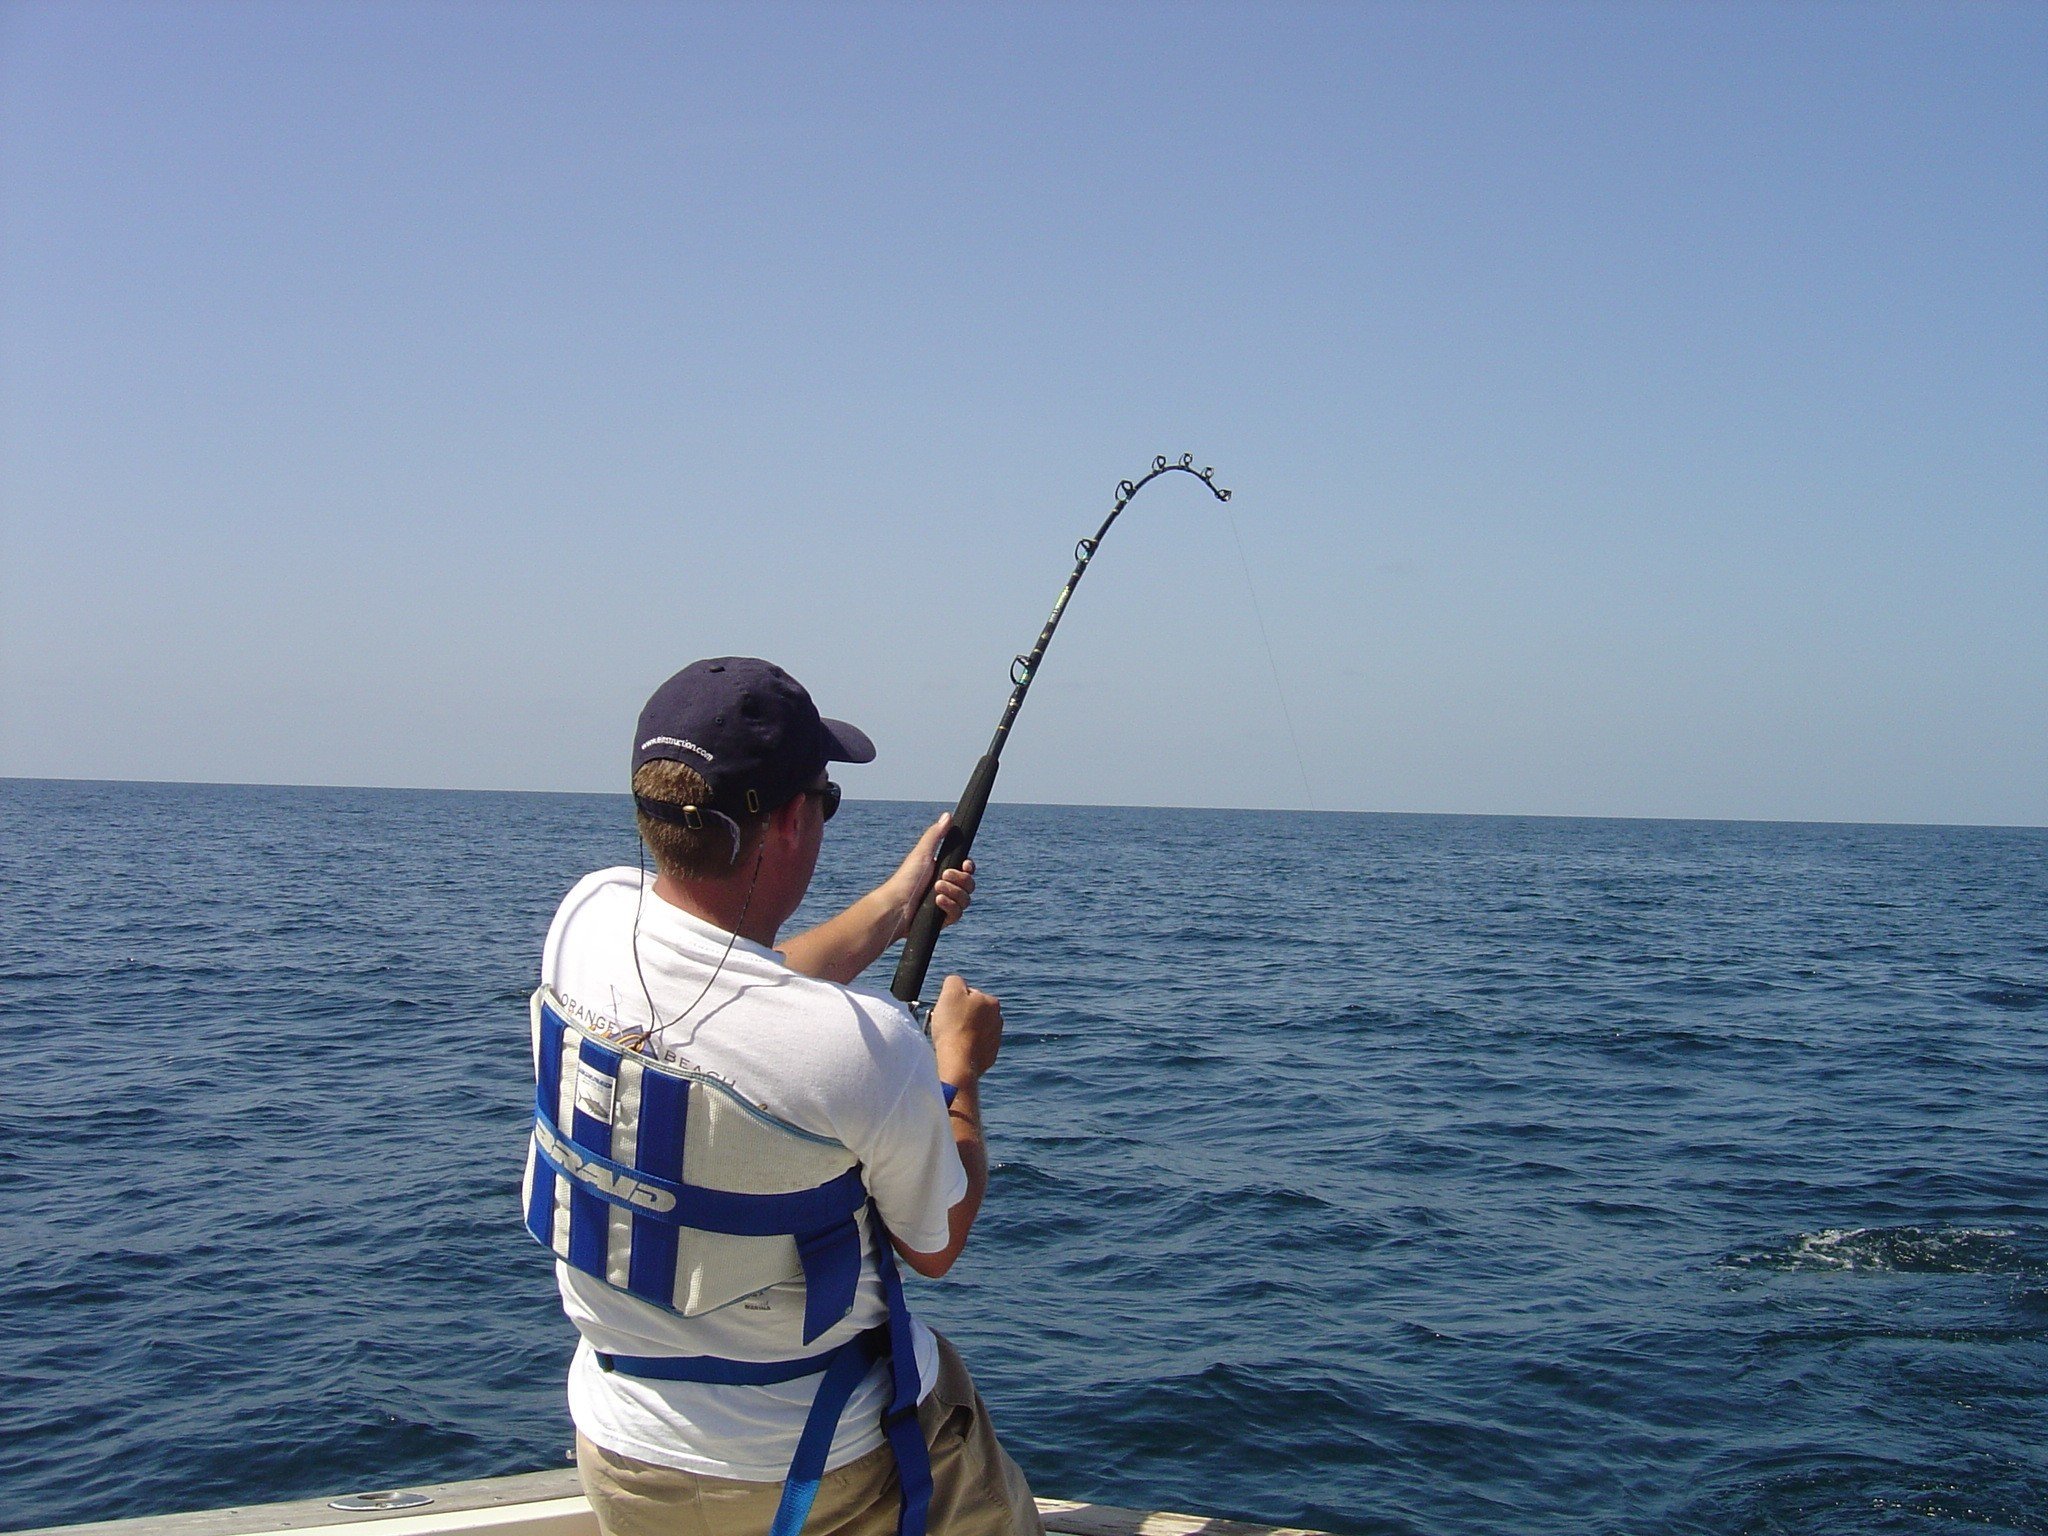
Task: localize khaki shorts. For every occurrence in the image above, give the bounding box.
[577,1332,1044,1536]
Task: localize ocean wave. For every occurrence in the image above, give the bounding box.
[1967,980,2048,1011]
[1720,1224,2044,1277]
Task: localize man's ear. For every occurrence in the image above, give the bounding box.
[766,794,808,848]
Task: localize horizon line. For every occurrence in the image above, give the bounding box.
[4,774,2042,835]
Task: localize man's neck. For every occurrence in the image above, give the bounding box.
[650,868,782,949]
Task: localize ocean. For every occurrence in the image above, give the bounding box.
[1,778,2043,1535]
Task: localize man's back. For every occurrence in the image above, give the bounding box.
[541,866,964,1480]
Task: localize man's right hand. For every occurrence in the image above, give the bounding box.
[930,973,1003,1086]
[900,974,1000,1279]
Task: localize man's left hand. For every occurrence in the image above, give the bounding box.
[885,814,977,941]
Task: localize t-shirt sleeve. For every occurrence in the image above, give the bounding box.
[845,1015,967,1256]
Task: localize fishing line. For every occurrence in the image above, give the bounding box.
[1224,502,1317,811]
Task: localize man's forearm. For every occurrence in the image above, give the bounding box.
[783,817,971,984]
[896,1076,986,1278]
[781,888,902,984]
[942,1076,988,1250]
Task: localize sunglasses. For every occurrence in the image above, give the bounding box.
[807,779,842,823]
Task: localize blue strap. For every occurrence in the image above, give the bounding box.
[533,1093,868,1235]
[766,1330,889,1536]
[797,1220,864,1345]
[762,1226,931,1536]
[870,1206,932,1536]
[596,1203,935,1536]
[564,1064,617,1279]
[883,1403,933,1536]
[601,1333,891,1536]
[597,1349,840,1387]
[941,1081,959,1108]
[625,1067,688,1304]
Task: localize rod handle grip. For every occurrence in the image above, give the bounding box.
[890,753,1001,1004]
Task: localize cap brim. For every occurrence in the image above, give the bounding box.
[821,717,876,765]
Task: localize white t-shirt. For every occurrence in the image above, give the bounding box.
[539,867,968,1480]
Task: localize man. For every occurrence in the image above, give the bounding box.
[524,656,1041,1536]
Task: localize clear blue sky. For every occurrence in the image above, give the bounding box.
[3,2,2042,824]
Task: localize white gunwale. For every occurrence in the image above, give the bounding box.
[9,1470,1339,1536]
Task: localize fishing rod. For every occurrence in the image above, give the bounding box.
[890,454,1232,1007]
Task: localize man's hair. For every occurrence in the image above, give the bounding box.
[633,760,766,878]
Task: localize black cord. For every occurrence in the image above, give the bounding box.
[628,843,762,1056]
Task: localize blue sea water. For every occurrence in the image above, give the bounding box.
[1,778,2045,1535]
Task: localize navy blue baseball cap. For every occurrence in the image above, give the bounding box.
[633,658,875,819]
